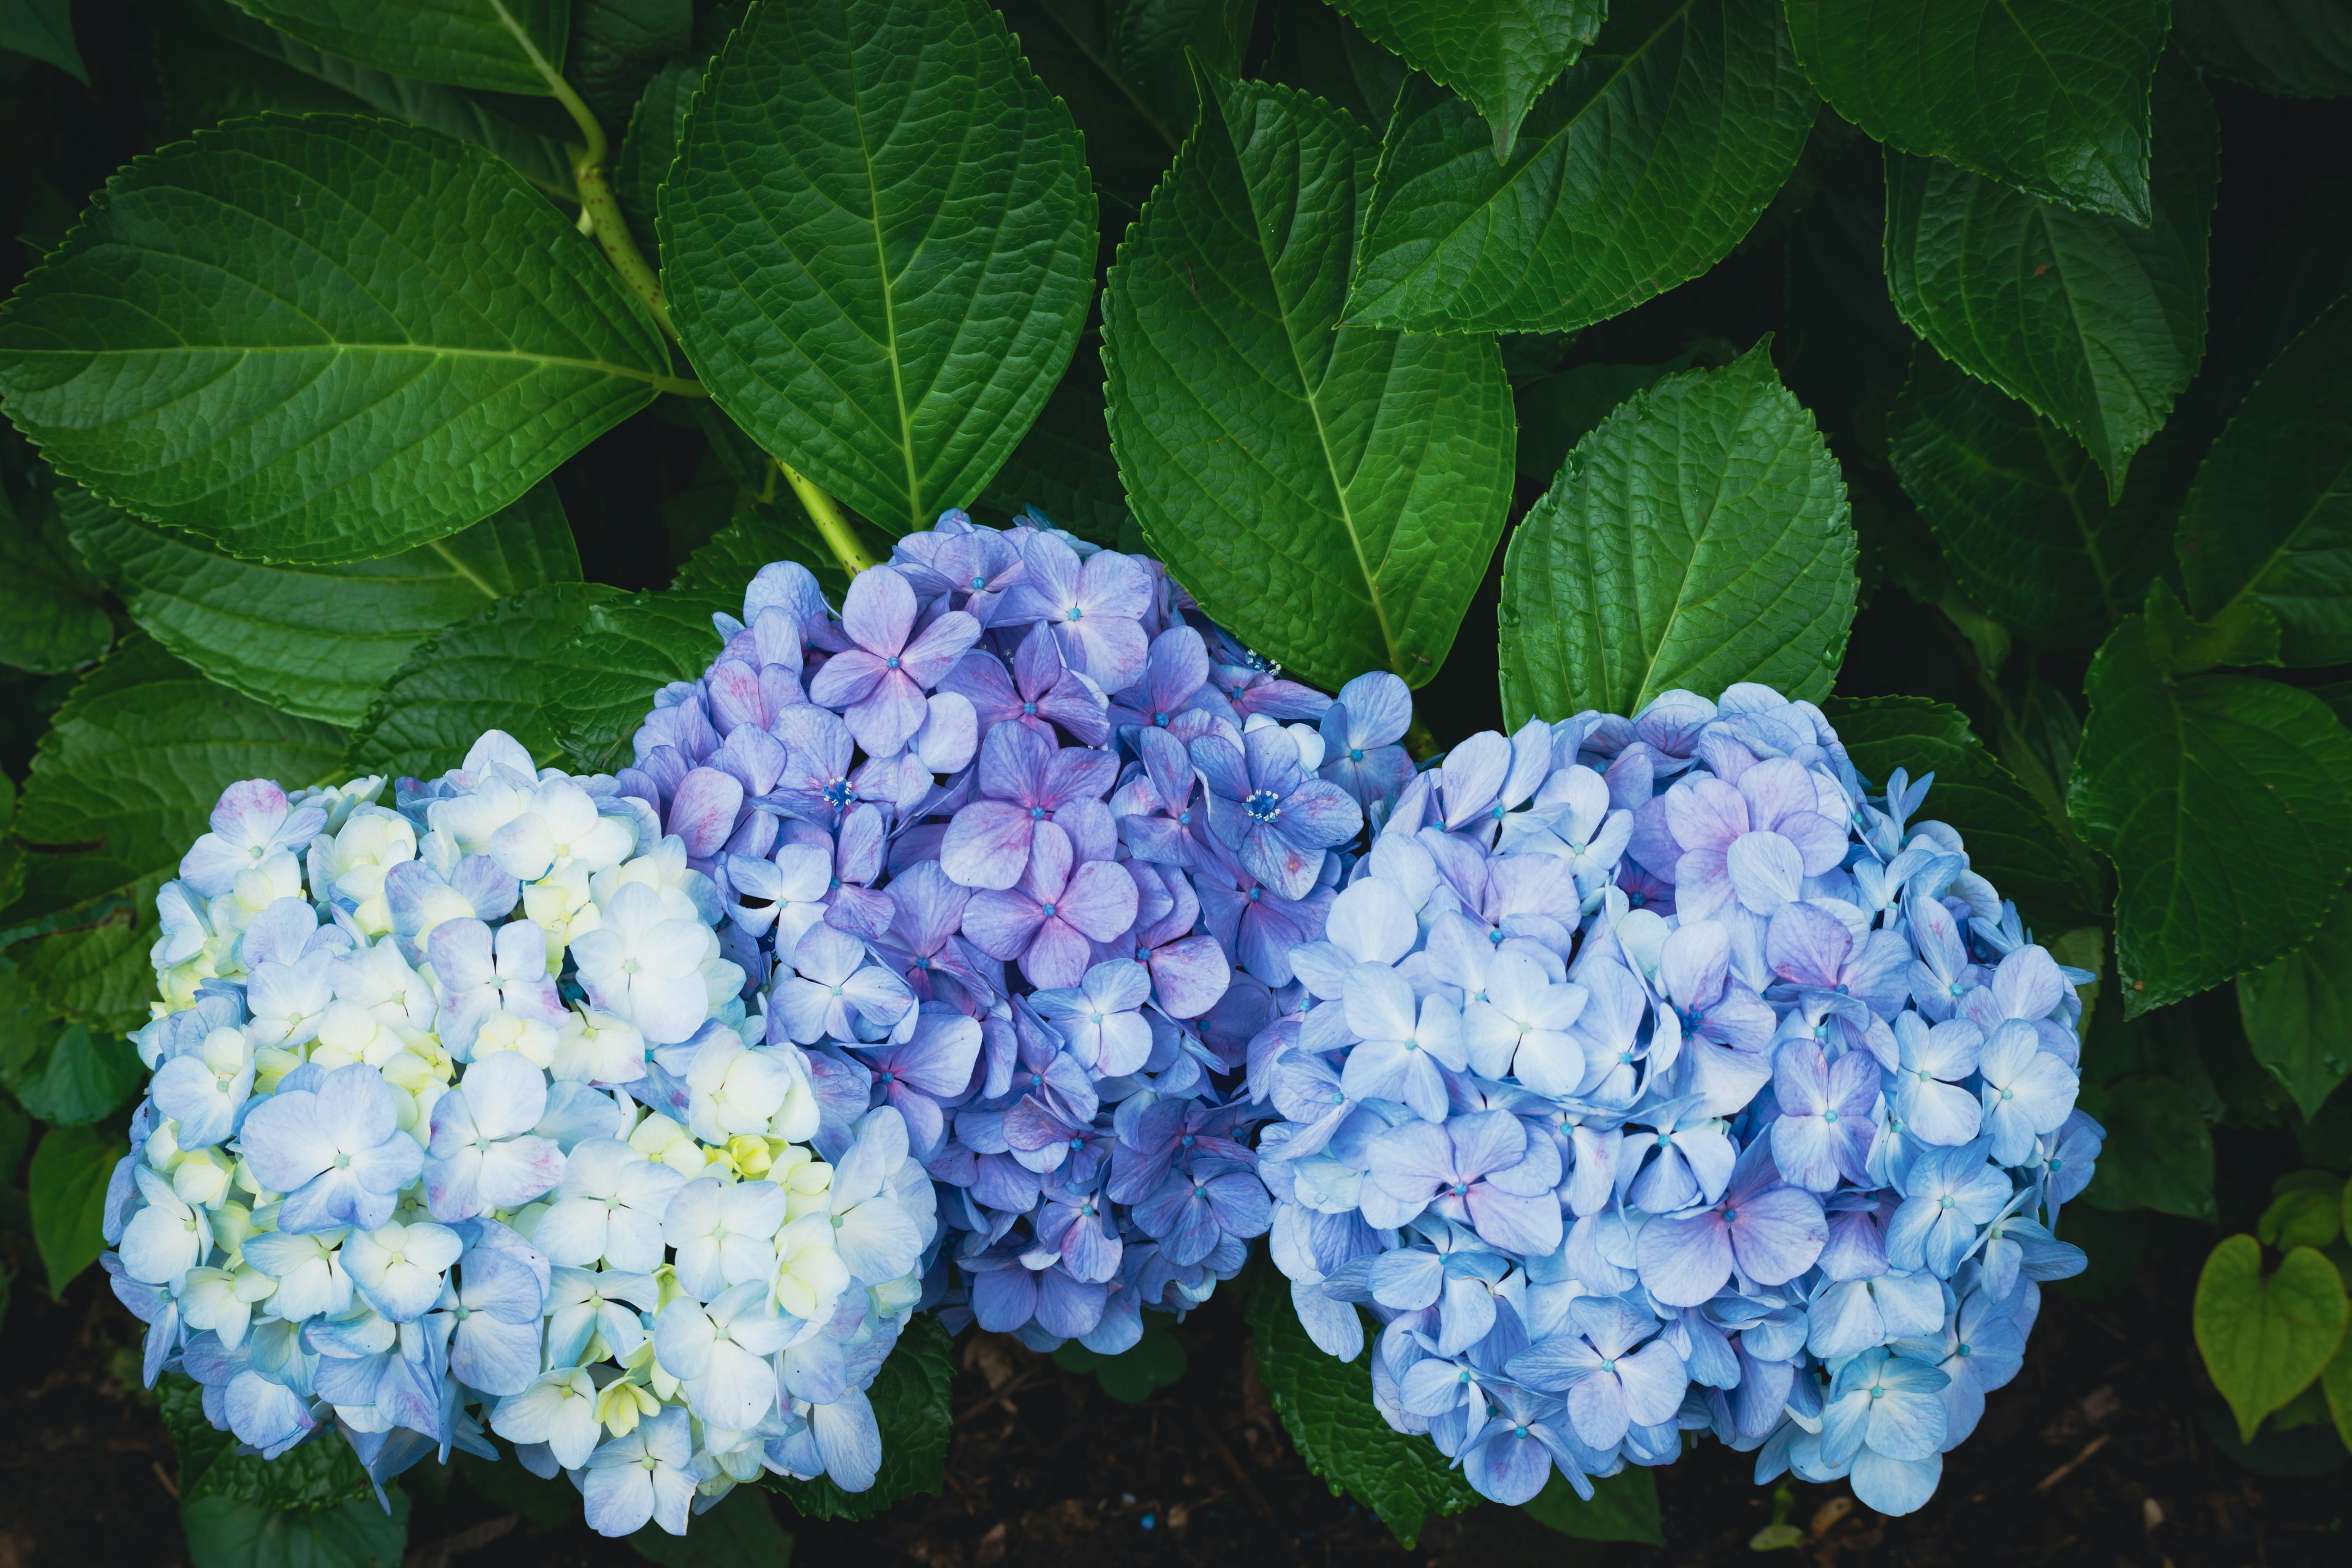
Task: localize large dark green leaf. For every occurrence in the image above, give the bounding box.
[0,462,111,675]
[663,0,1098,533]
[228,0,570,95]
[1513,355,1694,484]
[2079,1071,2215,1218]
[1784,0,2170,221]
[2176,294,2352,668]
[1272,0,1409,134]
[770,1314,952,1521]
[1887,348,2167,652]
[1525,1466,1663,1544]
[0,0,85,81]
[1498,346,1855,722]
[1883,56,2218,499]
[1826,696,2103,931]
[544,587,731,772]
[565,0,692,124]
[66,482,576,728]
[2175,0,2352,100]
[2067,616,2352,1014]
[977,338,1136,549]
[1103,73,1513,690]
[1346,0,1819,334]
[347,581,624,782]
[1246,1280,1479,1549]
[0,956,142,1126]
[0,115,677,565]
[1329,0,1605,157]
[6,636,348,1027]
[631,1483,793,1565]
[2239,890,2352,1120]
[28,1123,122,1293]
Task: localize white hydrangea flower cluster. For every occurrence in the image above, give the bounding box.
[100,731,938,1538]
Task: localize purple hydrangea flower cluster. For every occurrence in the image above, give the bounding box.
[102,736,938,1540]
[620,510,1390,1354]
[1256,685,2100,1518]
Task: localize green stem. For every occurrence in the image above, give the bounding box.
[780,460,879,577]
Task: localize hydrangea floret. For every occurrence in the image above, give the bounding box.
[102,734,936,1538]
[1254,683,2100,1517]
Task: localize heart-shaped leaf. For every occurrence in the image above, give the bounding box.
[2194,1234,2350,1442]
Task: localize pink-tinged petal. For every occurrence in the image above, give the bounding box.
[899,609,982,686]
[1773,1041,1830,1116]
[666,769,744,858]
[844,671,929,757]
[1145,627,1209,711]
[1075,549,1152,619]
[1727,1185,1826,1284]
[938,649,1019,725]
[1241,824,1324,901]
[977,722,1054,804]
[1189,733,1250,802]
[1279,779,1363,850]
[1145,935,1230,1019]
[1776,810,1850,876]
[1055,861,1140,942]
[840,564,916,655]
[1735,758,1814,834]
[1020,919,1095,988]
[807,648,887,710]
[1022,820,1077,903]
[1636,1212,1733,1306]
[1660,920,1730,1005]
[1039,745,1119,810]
[1665,776,1748,854]
[941,802,1035,889]
[1672,847,1733,922]
[1765,900,1852,989]
[1038,671,1111,747]
[962,890,1045,961]
[704,659,767,734]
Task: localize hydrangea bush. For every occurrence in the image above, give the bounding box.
[99,734,936,1537]
[1254,685,2101,1517]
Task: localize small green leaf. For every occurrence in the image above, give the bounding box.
[544,587,733,774]
[2177,293,2352,668]
[2141,579,2283,676]
[2258,1183,2345,1253]
[0,115,675,565]
[1523,1465,1663,1544]
[347,581,625,783]
[1327,0,1605,157]
[2174,0,2352,101]
[2067,617,2352,1014]
[1,1015,143,1127]
[0,0,85,81]
[1824,696,2103,932]
[66,481,576,728]
[615,56,698,244]
[2195,1235,2350,1443]
[628,1483,792,1566]
[1883,55,2218,499]
[228,0,568,95]
[1346,0,1819,334]
[1499,345,1855,723]
[1784,0,2171,222]
[1053,1321,1189,1403]
[7,636,348,1028]
[663,0,1098,533]
[1246,1281,1480,1549]
[1104,72,1515,691]
[0,462,111,675]
[2239,891,2352,1121]
[2079,1072,2216,1219]
[28,1123,123,1294]
[977,339,1136,550]
[1887,347,2168,653]
[770,1314,952,1522]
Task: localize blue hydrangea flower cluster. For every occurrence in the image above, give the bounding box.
[101,734,938,1538]
[626,510,1371,1355]
[1255,685,2101,1517]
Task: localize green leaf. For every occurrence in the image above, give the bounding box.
[159,1374,236,1499]
[181,1492,409,1568]
[2327,1330,2352,1455]
[150,1,576,202]
[2195,1235,2350,1443]
[2258,1182,2344,1252]
[977,339,1136,550]
[0,0,85,81]
[66,482,576,728]
[2066,616,2352,1014]
[227,0,569,95]
[7,635,348,1028]
[0,115,677,565]
[616,56,698,244]
[0,462,111,675]
[347,581,624,782]
[544,587,731,773]
[1246,1280,1479,1548]
[1327,0,1605,158]
[1498,344,1855,723]
[1887,347,2168,653]
[2177,293,2352,668]
[1784,0,2170,222]
[0,995,144,1126]
[28,1123,123,1294]
[1052,1321,1188,1403]
[670,500,890,608]
[1103,72,1515,691]
[1883,55,2218,499]
[662,0,1098,533]
[1523,1465,1663,1544]
[2174,0,2352,101]
[2239,891,2352,1121]
[628,1484,791,1566]
[2079,1072,2215,1219]
[1824,696,2102,931]
[1346,0,1819,334]
[770,1314,952,1521]
[566,0,692,124]
[1513,355,1695,485]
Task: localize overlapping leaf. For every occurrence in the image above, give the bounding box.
[565,0,691,124]
[1883,57,2218,498]
[2237,891,2352,1120]
[0,115,676,565]
[662,0,1098,533]
[66,482,576,727]
[1785,0,2171,221]
[978,339,1136,549]
[769,1315,952,1520]
[2067,617,2352,1014]
[1346,0,1819,334]
[1499,346,1855,723]
[543,586,731,772]
[1329,0,1605,156]
[228,0,569,94]
[1104,73,1513,691]
[0,467,110,674]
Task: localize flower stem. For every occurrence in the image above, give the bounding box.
[780,460,879,578]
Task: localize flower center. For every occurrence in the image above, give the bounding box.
[1153,711,1170,726]
[970,575,987,590]
[1066,606,1084,621]
[1022,701,1038,716]
[1350,748,1363,761]
[885,655,901,670]
[1030,805,1046,820]
[1243,788,1283,824]
[821,780,852,810]
[1040,902,1058,918]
